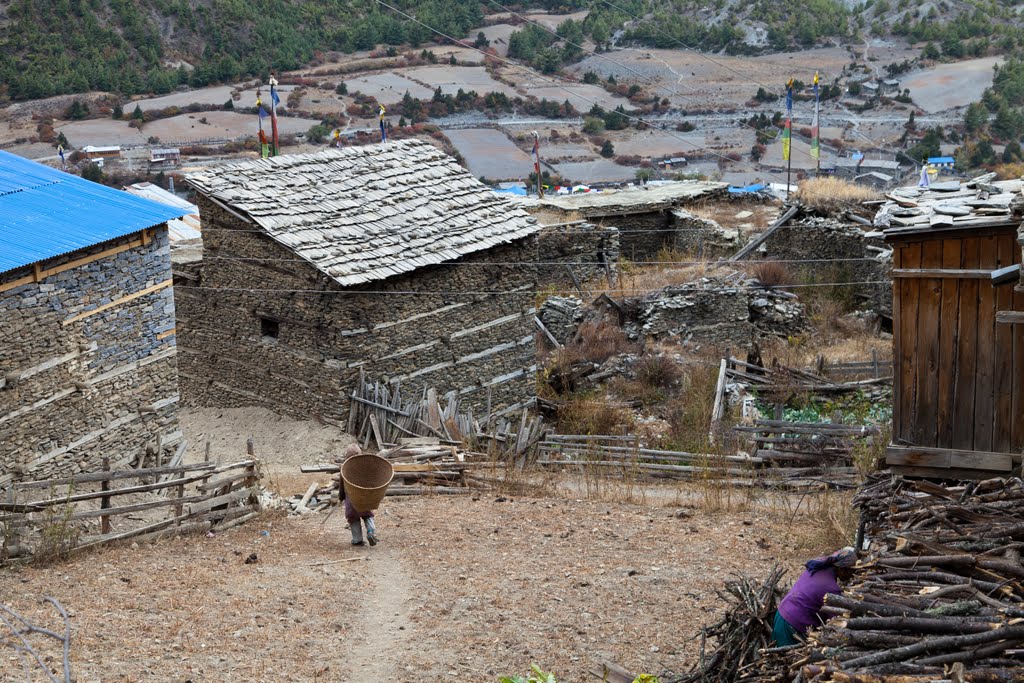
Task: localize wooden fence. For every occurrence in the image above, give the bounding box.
[1,457,259,563]
[347,372,545,462]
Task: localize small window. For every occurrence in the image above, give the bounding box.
[260,317,280,340]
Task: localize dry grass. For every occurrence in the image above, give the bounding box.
[554,395,636,435]
[796,177,880,214]
[745,260,794,287]
[607,249,713,297]
[994,162,1024,180]
[792,490,859,552]
[688,199,777,231]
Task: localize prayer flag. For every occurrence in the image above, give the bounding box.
[810,72,820,161]
[379,104,387,142]
[782,79,793,162]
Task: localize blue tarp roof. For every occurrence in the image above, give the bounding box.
[927,156,956,164]
[493,186,528,196]
[728,183,766,194]
[0,151,187,274]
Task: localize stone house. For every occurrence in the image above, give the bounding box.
[179,140,553,423]
[0,151,187,488]
[534,181,726,260]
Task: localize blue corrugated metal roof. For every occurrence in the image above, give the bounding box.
[0,151,188,274]
[928,156,956,165]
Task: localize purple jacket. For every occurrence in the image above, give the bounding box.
[778,567,840,634]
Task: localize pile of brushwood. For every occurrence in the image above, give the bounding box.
[670,567,787,683]
[675,473,1024,682]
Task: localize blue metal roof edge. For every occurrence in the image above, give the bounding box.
[0,151,189,274]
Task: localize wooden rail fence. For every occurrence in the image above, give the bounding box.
[1,457,259,563]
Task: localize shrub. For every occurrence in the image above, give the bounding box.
[747,260,794,287]
[635,353,682,390]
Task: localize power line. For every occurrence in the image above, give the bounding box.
[175,280,889,296]
[200,255,884,266]
[372,0,873,215]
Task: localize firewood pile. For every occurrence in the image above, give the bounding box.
[669,566,787,683]
[291,438,490,515]
[347,372,545,463]
[742,473,1024,682]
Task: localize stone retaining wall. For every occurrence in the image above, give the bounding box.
[759,218,893,316]
[0,229,180,488]
[176,198,538,423]
[537,223,620,290]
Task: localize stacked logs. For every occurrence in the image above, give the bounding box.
[747,473,1024,682]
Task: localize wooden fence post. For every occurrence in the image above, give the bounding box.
[204,441,211,463]
[100,457,111,535]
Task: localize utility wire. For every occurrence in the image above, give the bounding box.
[199,255,884,265]
[176,280,889,296]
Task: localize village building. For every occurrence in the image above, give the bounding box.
[531,181,725,260]
[124,182,202,244]
[0,151,187,488]
[178,140,561,423]
[854,171,895,191]
[81,145,121,162]
[876,176,1024,479]
[148,147,181,166]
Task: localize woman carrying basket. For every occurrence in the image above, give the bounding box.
[340,444,379,546]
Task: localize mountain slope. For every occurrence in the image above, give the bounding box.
[0,0,487,100]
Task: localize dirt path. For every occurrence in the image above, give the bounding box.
[343,543,413,681]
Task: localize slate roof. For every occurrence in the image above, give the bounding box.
[0,151,187,275]
[187,140,540,287]
[874,173,1024,237]
[535,180,726,216]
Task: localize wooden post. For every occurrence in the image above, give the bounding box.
[100,457,111,535]
[6,488,21,555]
[174,474,185,525]
[246,437,255,457]
[709,358,728,445]
[155,435,163,471]
[204,440,211,463]
[872,348,879,379]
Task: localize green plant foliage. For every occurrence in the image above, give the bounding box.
[499,664,558,683]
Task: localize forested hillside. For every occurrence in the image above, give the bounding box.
[0,0,502,100]
[3,0,1023,102]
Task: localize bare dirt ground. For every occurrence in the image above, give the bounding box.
[446,127,535,179]
[900,56,1002,113]
[0,486,816,682]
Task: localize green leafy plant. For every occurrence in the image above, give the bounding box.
[499,664,557,683]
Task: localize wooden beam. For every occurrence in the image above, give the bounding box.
[886,445,1015,472]
[62,279,172,326]
[0,232,148,294]
[996,311,1024,325]
[724,204,800,263]
[156,328,176,340]
[892,268,995,280]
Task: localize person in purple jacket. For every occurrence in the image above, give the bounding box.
[772,547,857,646]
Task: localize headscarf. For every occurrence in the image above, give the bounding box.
[805,546,857,574]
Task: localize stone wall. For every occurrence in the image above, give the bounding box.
[176,197,538,423]
[631,277,806,351]
[591,211,669,261]
[537,223,619,290]
[670,209,739,259]
[0,228,180,488]
[758,217,893,317]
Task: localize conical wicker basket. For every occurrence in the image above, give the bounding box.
[341,453,394,513]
